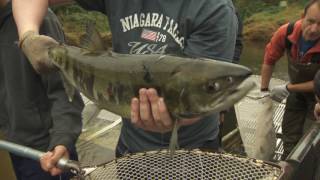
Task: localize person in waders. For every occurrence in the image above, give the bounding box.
[312,70,320,180]
[260,0,320,160]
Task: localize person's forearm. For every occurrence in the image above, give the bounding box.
[260,63,274,90]
[12,0,49,38]
[287,81,314,93]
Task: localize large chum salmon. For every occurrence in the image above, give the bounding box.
[48,25,254,156]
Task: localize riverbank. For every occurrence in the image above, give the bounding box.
[241,2,303,43]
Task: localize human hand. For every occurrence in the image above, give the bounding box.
[19,31,59,74]
[131,88,201,133]
[270,84,289,102]
[40,145,69,176]
[249,89,270,99]
[314,103,320,122]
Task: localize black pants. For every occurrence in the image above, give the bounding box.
[10,147,78,180]
[281,92,315,160]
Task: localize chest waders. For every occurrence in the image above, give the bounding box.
[281,22,320,160]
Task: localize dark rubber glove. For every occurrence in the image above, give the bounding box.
[20,31,59,73]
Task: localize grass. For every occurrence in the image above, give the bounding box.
[52,4,111,46]
[241,3,303,42]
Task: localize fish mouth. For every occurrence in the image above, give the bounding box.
[177,79,255,119]
[197,79,255,116]
[213,79,256,110]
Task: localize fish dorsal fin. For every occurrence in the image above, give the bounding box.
[79,21,108,52]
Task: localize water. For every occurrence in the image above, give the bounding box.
[240,42,289,81]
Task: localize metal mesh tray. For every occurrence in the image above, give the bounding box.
[81,149,283,180]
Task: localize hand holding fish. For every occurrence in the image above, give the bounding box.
[314,103,320,122]
[40,145,69,176]
[19,31,58,74]
[131,88,201,133]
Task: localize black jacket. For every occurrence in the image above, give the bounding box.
[0,3,84,152]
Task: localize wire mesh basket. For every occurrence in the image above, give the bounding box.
[235,76,286,161]
[81,149,283,180]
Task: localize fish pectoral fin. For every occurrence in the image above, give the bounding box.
[60,72,75,102]
[169,120,180,158]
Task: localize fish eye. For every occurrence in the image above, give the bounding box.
[206,81,220,92]
[227,77,234,84]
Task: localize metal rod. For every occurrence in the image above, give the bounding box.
[0,140,84,176]
[222,128,239,144]
[286,123,320,163]
[0,140,44,160]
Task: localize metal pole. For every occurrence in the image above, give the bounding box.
[0,140,83,176]
[0,140,44,161]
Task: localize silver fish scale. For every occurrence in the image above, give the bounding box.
[82,150,282,180]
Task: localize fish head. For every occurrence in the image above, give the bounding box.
[166,59,254,119]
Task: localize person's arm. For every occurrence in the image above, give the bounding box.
[44,72,83,156]
[314,102,320,121]
[36,10,83,175]
[287,81,314,93]
[260,23,289,90]
[183,1,237,61]
[12,0,59,74]
[260,64,274,90]
[38,64,83,176]
[12,0,48,37]
[40,72,83,176]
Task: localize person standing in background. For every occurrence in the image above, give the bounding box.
[260,0,320,160]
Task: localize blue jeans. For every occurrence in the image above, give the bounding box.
[10,147,78,180]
